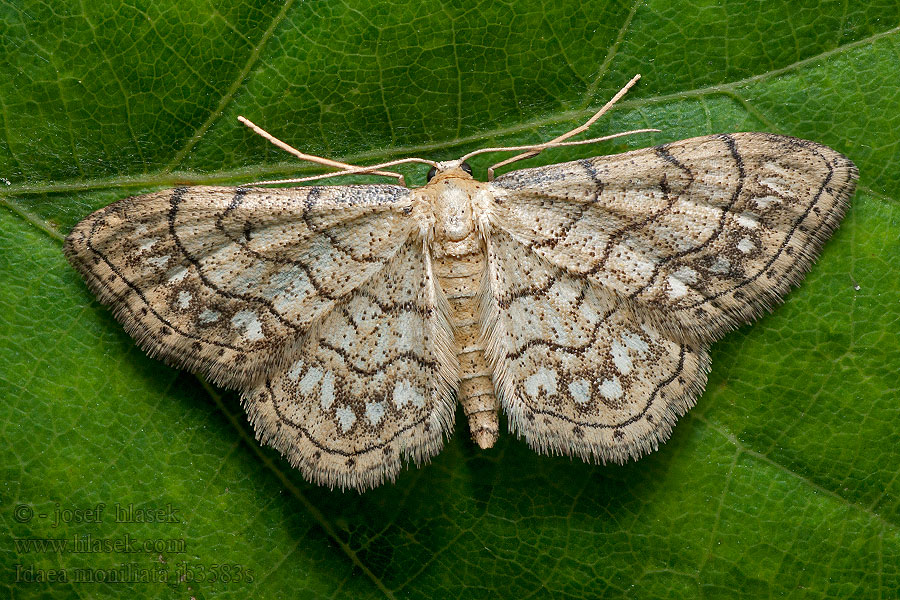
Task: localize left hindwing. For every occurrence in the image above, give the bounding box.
[242,238,459,491]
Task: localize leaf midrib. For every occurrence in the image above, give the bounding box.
[2,25,897,199]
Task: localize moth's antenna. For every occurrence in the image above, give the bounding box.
[459,129,659,163]
[245,156,440,186]
[238,116,410,186]
[482,74,645,180]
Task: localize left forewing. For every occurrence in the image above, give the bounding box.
[64,184,414,388]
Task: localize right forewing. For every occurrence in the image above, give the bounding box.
[490,133,857,342]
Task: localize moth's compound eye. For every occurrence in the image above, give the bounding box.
[426,166,437,182]
[460,161,473,176]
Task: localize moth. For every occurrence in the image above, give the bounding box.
[65,76,857,490]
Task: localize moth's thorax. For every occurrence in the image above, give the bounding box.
[417,168,492,254]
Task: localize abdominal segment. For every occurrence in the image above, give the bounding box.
[431,233,499,449]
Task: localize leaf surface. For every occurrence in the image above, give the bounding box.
[2,1,898,597]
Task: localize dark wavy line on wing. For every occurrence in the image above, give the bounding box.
[522,344,688,430]
[84,211,248,352]
[82,187,324,352]
[675,137,842,311]
[585,168,684,276]
[168,188,304,331]
[626,134,747,300]
[493,137,738,301]
[201,187,382,302]
[318,341,438,375]
[267,380,431,458]
[504,303,620,361]
[496,143,691,270]
[496,271,560,310]
[351,289,433,317]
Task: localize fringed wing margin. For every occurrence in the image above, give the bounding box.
[242,238,459,491]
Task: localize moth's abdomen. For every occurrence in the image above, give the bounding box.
[432,236,498,449]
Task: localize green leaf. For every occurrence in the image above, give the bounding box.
[2,1,898,598]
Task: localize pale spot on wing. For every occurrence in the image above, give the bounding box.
[372,370,386,388]
[737,237,755,254]
[763,160,794,178]
[754,195,782,209]
[622,331,649,354]
[508,296,539,329]
[228,261,268,295]
[287,359,305,381]
[320,370,335,409]
[667,275,689,299]
[231,309,265,342]
[631,256,658,281]
[198,309,220,324]
[760,176,792,197]
[336,405,356,433]
[568,379,592,404]
[709,256,731,274]
[610,339,632,375]
[555,277,582,303]
[393,379,424,409]
[524,366,558,398]
[167,266,189,283]
[578,298,600,322]
[673,266,699,284]
[133,224,148,236]
[324,315,359,353]
[599,377,623,400]
[365,401,385,426]
[395,311,418,353]
[178,224,204,239]
[137,238,158,252]
[146,255,171,269]
[673,237,700,252]
[176,290,192,309]
[736,211,759,229]
[259,265,311,306]
[298,366,323,395]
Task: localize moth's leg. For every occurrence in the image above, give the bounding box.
[487,74,643,180]
[238,116,406,185]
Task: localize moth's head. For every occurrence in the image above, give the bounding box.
[426,160,474,183]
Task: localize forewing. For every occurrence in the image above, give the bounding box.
[242,239,458,491]
[490,133,857,341]
[482,230,710,462]
[65,184,414,388]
